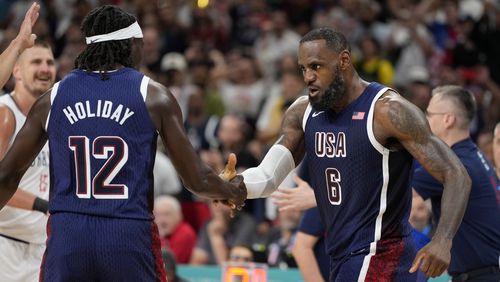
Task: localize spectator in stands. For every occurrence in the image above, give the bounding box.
[265,209,301,269]
[253,10,300,79]
[354,34,394,87]
[190,202,256,265]
[154,195,197,264]
[228,245,254,264]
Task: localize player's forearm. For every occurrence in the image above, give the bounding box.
[209,234,228,265]
[292,246,325,282]
[0,39,23,89]
[6,189,47,213]
[0,168,21,209]
[433,165,471,241]
[183,165,236,199]
[6,188,36,209]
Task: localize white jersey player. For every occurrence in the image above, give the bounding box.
[0,39,55,281]
[0,94,49,281]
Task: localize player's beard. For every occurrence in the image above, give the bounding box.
[310,65,346,111]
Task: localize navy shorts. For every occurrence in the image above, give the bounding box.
[330,236,418,282]
[40,213,166,282]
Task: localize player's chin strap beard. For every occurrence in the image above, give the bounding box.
[85,21,143,44]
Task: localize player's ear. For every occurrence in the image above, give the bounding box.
[339,50,350,71]
[12,64,22,80]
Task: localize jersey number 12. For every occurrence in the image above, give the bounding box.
[69,136,129,199]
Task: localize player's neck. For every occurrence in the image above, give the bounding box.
[332,76,369,112]
[443,130,470,147]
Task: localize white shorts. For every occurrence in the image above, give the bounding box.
[0,235,45,282]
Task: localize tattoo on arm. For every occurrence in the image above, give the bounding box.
[386,97,452,178]
[276,97,308,164]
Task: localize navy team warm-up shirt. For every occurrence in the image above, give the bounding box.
[413,138,500,275]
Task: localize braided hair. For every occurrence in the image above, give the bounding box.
[75,5,137,80]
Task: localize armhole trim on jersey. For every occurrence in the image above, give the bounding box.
[302,103,312,132]
[140,75,150,102]
[45,81,60,131]
[367,87,390,155]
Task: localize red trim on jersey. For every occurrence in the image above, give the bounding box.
[364,237,405,281]
[39,215,52,282]
[150,222,167,282]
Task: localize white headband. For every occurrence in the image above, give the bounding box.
[85,22,143,44]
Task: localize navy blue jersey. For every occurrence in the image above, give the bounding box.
[303,82,414,260]
[413,138,500,275]
[46,68,157,220]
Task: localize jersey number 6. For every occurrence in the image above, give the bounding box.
[69,136,129,199]
[325,168,342,205]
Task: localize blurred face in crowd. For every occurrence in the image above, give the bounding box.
[228,246,254,263]
[299,40,346,111]
[13,45,56,97]
[235,57,258,83]
[210,201,232,221]
[281,72,305,101]
[359,36,378,60]
[407,82,431,111]
[142,27,160,63]
[154,197,182,237]
[218,115,245,148]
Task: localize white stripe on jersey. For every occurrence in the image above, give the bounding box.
[302,103,312,132]
[358,87,390,281]
[45,81,60,131]
[140,75,150,102]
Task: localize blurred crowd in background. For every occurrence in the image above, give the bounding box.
[1,0,499,272]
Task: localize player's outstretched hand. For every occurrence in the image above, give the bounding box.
[16,2,40,51]
[409,238,451,278]
[271,175,317,212]
[217,153,246,217]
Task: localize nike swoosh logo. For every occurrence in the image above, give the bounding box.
[312,111,324,117]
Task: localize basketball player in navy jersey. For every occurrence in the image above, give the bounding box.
[0,5,245,281]
[224,28,471,280]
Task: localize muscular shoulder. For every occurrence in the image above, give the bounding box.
[373,90,431,144]
[0,104,16,143]
[145,79,173,107]
[145,79,182,130]
[283,96,309,129]
[0,104,15,125]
